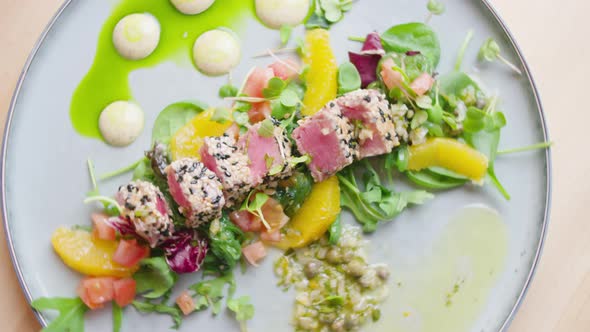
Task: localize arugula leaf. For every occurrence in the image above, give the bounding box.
[338,161,433,232]
[152,101,207,144]
[280,25,292,46]
[227,296,255,332]
[189,273,236,315]
[134,257,178,299]
[112,303,122,332]
[337,62,362,95]
[381,23,441,68]
[132,300,182,329]
[32,297,87,332]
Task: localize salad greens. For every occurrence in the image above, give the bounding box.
[306,0,353,29]
[112,303,123,332]
[478,37,523,75]
[189,273,236,314]
[337,62,362,95]
[85,159,121,216]
[134,257,178,299]
[31,297,88,332]
[227,296,255,332]
[219,84,239,98]
[328,215,342,245]
[280,25,293,46]
[208,216,245,272]
[151,101,208,144]
[241,192,271,230]
[338,160,433,232]
[274,172,314,217]
[131,301,182,329]
[381,23,441,68]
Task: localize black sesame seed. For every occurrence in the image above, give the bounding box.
[364,96,371,103]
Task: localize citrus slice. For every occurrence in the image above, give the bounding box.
[408,138,489,181]
[301,29,338,116]
[276,176,341,249]
[169,108,232,161]
[52,227,137,277]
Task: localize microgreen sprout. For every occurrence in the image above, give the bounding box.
[497,141,553,155]
[478,37,522,75]
[455,30,474,71]
[280,25,292,46]
[425,0,445,23]
[241,192,271,230]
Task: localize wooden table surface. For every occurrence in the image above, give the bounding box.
[0,0,588,331]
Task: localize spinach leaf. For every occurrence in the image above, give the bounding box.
[152,101,207,144]
[381,23,441,68]
[406,170,467,190]
[208,216,244,271]
[134,257,178,299]
[439,71,480,97]
[132,301,182,329]
[337,62,362,95]
[31,297,87,332]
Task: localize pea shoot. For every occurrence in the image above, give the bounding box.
[478,37,522,75]
[280,25,292,46]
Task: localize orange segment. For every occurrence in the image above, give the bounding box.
[51,227,137,277]
[301,29,338,116]
[276,176,341,249]
[169,109,232,161]
[408,138,489,181]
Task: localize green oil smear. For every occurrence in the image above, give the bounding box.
[372,205,508,332]
[70,0,254,139]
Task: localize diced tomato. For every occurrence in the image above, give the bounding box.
[380,58,404,91]
[260,229,281,243]
[242,241,267,266]
[78,277,115,309]
[242,67,274,98]
[113,239,149,268]
[248,101,272,124]
[176,290,195,316]
[91,213,116,241]
[269,59,300,81]
[261,198,289,230]
[410,73,435,96]
[230,210,262,232]
[113,278,136,307]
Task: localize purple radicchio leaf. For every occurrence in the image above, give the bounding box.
[361,31,384,53]
[160,229,208,274]
[349,32,385,88]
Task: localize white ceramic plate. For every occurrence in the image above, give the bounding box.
[2,0,551,331]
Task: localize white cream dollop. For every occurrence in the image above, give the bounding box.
[113,13,160,60]
[170,0,216,15]
[192,29,241,76]
[99,101,145,147]
[255,0,310,29]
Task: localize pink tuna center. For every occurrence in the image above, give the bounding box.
[167,170,191,210]
[242,129,282,183]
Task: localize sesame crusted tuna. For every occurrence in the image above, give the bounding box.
[200,135,252,207]
[116,180,174,248]
[165,158,224,227]
[335,89,399,158]
[238,120,293,188]
[292,104,358,182]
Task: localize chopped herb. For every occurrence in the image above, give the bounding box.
[189,273,236,315]
[227,296,255,332]
[219,84,239,98]
[257,119,275,137]
[132,300,182,329]
[211,107,232,123]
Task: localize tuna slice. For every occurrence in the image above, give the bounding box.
[292,105,357,182]
[238,121,293,187]
[165,158,225,227]
[116,180,174,247]
[200,135,252,207]
[336,89,399,159]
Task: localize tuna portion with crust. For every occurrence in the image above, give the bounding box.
[292,104,358,182]
[200,135,252,207]
[116,180,174,247]
[238,121,293,188]
[336,89,399,158]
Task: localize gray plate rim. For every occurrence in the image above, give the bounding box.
[0,0,553,330]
